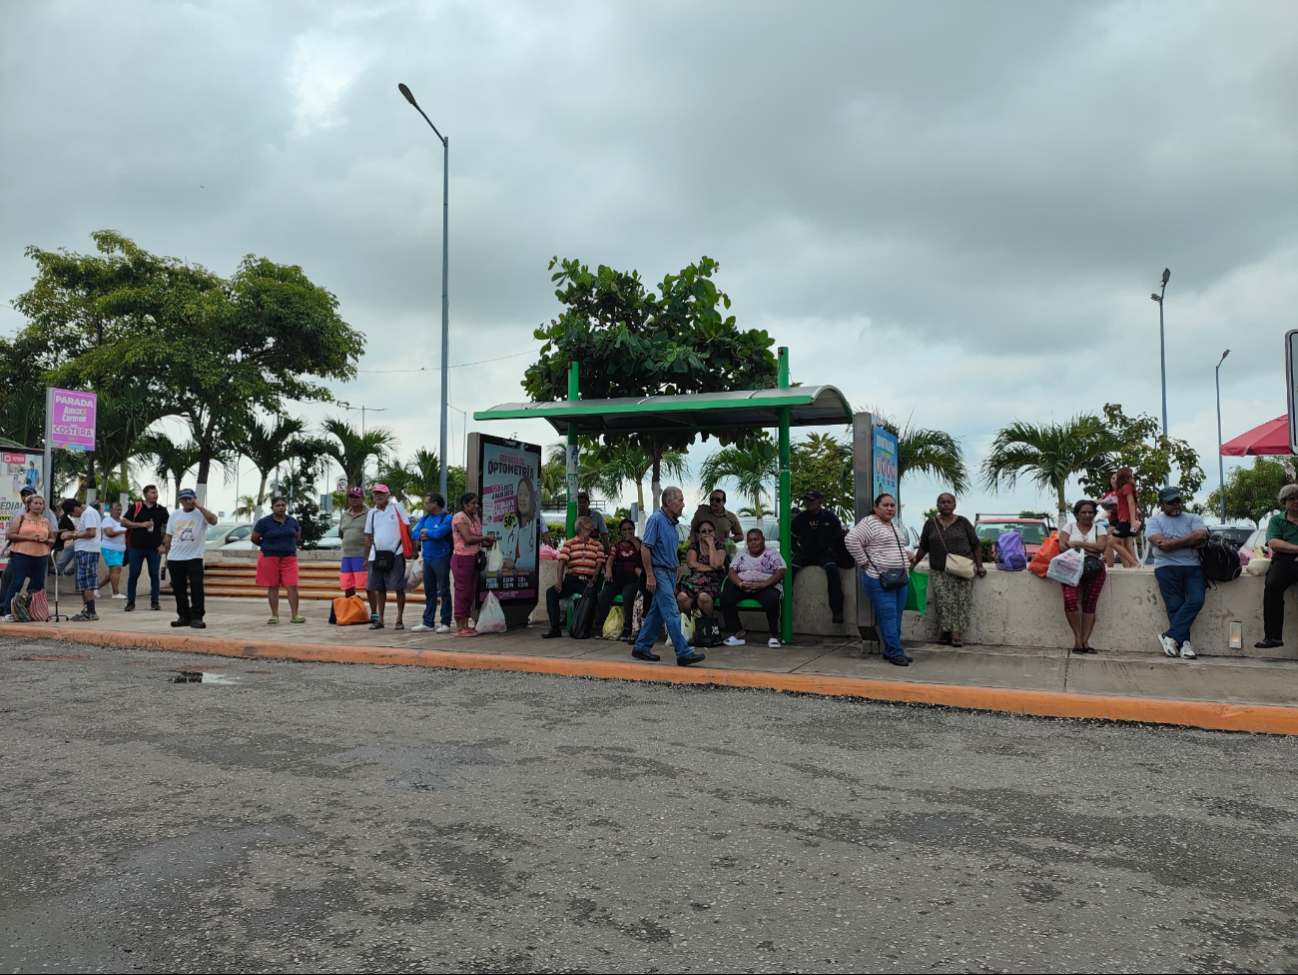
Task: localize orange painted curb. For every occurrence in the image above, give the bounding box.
[6,624,1298,736]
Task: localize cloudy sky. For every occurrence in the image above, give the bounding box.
[2,0,1295,522]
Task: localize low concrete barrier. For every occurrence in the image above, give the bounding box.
[529,559,1294,659]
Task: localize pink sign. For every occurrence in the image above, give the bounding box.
[50,388,97,451]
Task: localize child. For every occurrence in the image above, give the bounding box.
[1110,467,1142,569]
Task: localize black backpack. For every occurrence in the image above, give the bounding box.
[569,591,597,639]
[693,614,721,648]
[1200,536,1242,583]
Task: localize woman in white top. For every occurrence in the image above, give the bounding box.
[1057,499,1111,654]
[98,501,129,599]
[844,492,915,666]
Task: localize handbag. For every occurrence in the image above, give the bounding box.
[1080,555,1103,584]
[862,521,910,591]
[928,517,976,580]
[398,513,415,560]
[374,549,396,572]
[332,594,370,625]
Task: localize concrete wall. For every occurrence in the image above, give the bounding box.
[530,559,1294,660]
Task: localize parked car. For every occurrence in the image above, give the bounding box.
[974,515,1052,560]
[1210,526,1255,548]
[205,522,254,551]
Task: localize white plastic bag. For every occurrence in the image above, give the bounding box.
[678,612,694,644]
[476,591,508,633]
[1245,556,1271,577]
[486,544,504,573]
[1046,547,1085,587]
[405,556,424,590]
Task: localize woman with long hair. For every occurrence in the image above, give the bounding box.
[1110,467,1142,568]
[844,493,915,666]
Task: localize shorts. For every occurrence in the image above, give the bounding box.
[102,550,125,568]
[367,554,407,592]
[1111,520,1136,539]
[256,554,299,587]
[340,555,366,590]
[74,551,100,592]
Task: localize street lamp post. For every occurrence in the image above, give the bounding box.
[1216,349,1230,524]
[398,82,450,500]
[1150,269,1171,485]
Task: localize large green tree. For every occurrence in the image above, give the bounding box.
[982,414,1114,524]
[1201,456,1293,526]
[11,231,365,504]
[523,256,777,508]
[1079,403,1204,516]
[790,432,854,521]
[323,418,394,489]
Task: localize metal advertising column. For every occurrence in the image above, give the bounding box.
[466,432,543,629]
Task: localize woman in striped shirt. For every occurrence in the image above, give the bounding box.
[844,493,914,666]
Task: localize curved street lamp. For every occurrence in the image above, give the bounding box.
[1151,267,1171,485]
[1216,349,1230,523]
[398,83,450,499]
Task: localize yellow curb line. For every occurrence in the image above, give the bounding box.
[7,624,1298,736]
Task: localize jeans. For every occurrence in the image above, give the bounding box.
[127,548,161,604]
[1154,564,1206,645]
[3,551,46,614]
[861,572,908,658]
[547,574,595,631]
[57,546,76,575]
[423,556,452,627]
[168,558,205,621]
[634,567,693,660]
[1263,553,1298,641]
[720,583,782,637]
[595,568,643,635]
[792,555,843,616]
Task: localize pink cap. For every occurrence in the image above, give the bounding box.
[371,483,390,494]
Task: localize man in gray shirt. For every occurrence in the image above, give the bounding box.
[1145,486,1208,660]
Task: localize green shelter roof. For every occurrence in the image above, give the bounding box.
[475,385,853,435]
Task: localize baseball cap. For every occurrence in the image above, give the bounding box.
[19,487,33,496]
[802,489,823,502]
[178,488,196,499]
[347,486,364,498]
[371,483,390,494]
[1157,486,1183,503]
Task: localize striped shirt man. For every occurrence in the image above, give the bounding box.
[844,515,909,578]
[558,536,604,580]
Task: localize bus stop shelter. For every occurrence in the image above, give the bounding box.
[474,347,853,642]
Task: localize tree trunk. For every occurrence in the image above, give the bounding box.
[650,436,662,511]
[119,456,129,508]
[1056,483,1068,528]
[85,452,97,504]
[196,452,211,507]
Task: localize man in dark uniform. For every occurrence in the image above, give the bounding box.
[790,489,846,624]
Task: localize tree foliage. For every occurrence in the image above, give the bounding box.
[1079,403,1204,515]
[323,418,395,490]
[523,256,777,506]
[698,436,778,518]
[1201,456,1293,526]
[790,433,854,521]
[981,414,1114,522]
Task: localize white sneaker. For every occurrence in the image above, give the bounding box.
[411,624,432,633]
[723,636,745,646]
[768,637,781,648]
[435,624,451,634]
[1158,633,1180,657]
[1180,641,1197,659]
[112,593,127,600]
[1,615,13,623]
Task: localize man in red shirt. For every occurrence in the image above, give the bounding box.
[543,516,604,638]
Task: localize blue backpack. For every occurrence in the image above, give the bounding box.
[996,530,1028,571]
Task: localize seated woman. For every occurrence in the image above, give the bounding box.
[1057,499,1111,654]
[720,529,787,648]
[677,521,728,619]
[596,518,646,641]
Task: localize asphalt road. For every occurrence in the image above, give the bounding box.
[2,639,1296,975]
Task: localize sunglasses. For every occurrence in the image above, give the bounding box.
[710,497,724,503]
[699,527,715,533]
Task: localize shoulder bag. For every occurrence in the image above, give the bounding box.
[929,518,976,580]
[862,521,910,591]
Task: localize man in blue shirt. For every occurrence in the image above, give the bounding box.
[412,492,455,633]
[633,486,705,666]
[1146,485,1209,660]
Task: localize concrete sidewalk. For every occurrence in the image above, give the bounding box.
[8,597,1298,734]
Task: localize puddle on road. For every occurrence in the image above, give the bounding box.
[171,670,241,685]
[12,654,91,662]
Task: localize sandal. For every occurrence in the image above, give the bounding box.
[369,620,385,629]
[951,638,964,648]
[455,629,478,637]
[395,621,405,631]
[267,616,279,624]
[1255,638,1284,649]
[290,615,306,624]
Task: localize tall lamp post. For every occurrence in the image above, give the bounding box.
[1150,268,1171,485]
[1215,349,1230,524]
[398,82,450,500]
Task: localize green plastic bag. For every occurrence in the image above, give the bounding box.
[904,570,928,614]
[602,605,624,640]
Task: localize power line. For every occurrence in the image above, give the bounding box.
[357,349,536,374]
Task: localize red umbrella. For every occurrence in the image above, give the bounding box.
[1221,415,1292,456]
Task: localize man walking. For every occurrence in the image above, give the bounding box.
[691,489,744,544]
[162,488,218,629]
[790,489,846,624]
[1146,486,1209,660]
[120,484,169,611]
[60,498,101,622]
[363,484,410,630]
[412,492,454,634]
[542,516,604,638]
[633,487,706,666]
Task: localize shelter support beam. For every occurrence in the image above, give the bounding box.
[778,348,792,644]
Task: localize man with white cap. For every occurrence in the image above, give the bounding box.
[162,488,218,629]
[363,484,410,630]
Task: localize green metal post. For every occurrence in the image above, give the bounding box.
[566,362,579,538]
[777,347,793,644]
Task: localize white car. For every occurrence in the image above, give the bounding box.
[205,522,254,551]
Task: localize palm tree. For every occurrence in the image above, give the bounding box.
[241,415,307,515]
[981,414,1114,524]
[323,417,395,489]
[137,432,201,506]
[586,440,688,511]
[234,495,258,519]
[869,417,970,495]
[698,437,778,527]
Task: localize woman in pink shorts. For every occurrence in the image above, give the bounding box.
[250,497,303,624]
